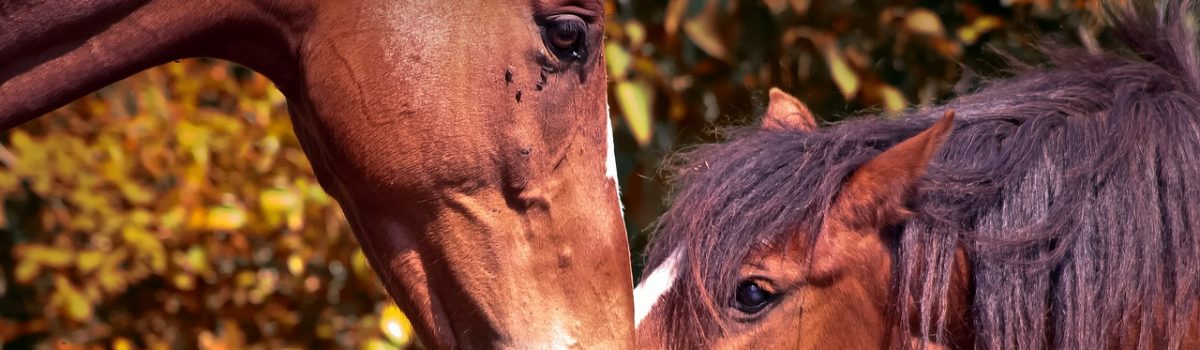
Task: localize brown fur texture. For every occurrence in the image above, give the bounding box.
[0,0,634,348]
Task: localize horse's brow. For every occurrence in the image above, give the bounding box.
[633,248,683,327]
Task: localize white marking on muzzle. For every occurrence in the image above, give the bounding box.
[634,248,682,327]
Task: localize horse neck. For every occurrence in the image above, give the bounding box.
[0,0,313,129]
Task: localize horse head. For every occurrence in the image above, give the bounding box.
[635,90,969,349]
[290,1,632,347]
[0,0,633,348]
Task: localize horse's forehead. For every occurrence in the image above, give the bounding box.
[634,247,683,327]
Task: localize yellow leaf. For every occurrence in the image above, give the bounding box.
[161,206,185,231]
[300,179,334,206]
[254,100,272,126]
[54,276,93,322]
[248,269,278,304]
[119,183,155,205]
[605,42,633,80]
[317,323,335,339]
[236,271,257,288]
[958,15,1004,44]
[98,249,129,294]
[69,215,96,232]
[615,80,655,146]
[624,21,647,48]
[77,251,104,273]
[181,246,210,273]
[261,188,301,214]
[113,337,133,350]
[879,85,908,114]
[69,188,109,215]
[122,227,166,273]
[267,86,286,106]
[8,132,46,179]
[823,47,860,99]
[287,254,306,276]
[352,249,372,279]
[205,205,247,231]
[8,130,35,154]
[14,258,39,283]
[362,338,399,350]
[128,209,154,227]
[379,304,414,347]
[173,273,195,291]
[286,209,304,231]
[252,136,282,173]
[905,9,945,37]
[23,245,73,269]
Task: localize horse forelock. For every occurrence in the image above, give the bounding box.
[643,124,873,344]
[645,1,1200,348]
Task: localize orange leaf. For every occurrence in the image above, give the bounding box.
[683,0,729,61]
[664,0,689,37]
[905,9,945,37]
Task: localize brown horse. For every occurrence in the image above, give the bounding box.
[636,2,1200,349]
[0,0,633,348]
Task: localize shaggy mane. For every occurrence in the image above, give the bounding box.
[643,2,1200,349]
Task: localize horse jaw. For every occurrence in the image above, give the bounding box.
[634,247,682,327]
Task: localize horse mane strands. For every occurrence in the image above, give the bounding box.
[644,0,1200,348]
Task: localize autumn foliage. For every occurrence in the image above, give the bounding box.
[0,61,413,349]
[1,0,1099,349]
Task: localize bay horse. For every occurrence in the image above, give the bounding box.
[0,0,633,348]
[636,2,1200,349]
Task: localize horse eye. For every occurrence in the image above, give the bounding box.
[543,14,587,61]
[734,280,774,314]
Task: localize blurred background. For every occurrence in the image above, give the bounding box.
[0,0,1103,349]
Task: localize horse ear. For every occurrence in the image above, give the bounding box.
[808,110,954,276]
[832,110,955,230]
[763,88,817,131]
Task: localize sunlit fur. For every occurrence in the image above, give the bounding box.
[0,0,633,348]
[640,2,1200,349]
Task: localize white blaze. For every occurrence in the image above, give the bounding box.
[634,248,682,327]
[606,104,621,193]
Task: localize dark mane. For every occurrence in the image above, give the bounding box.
[643,2,1200,349]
